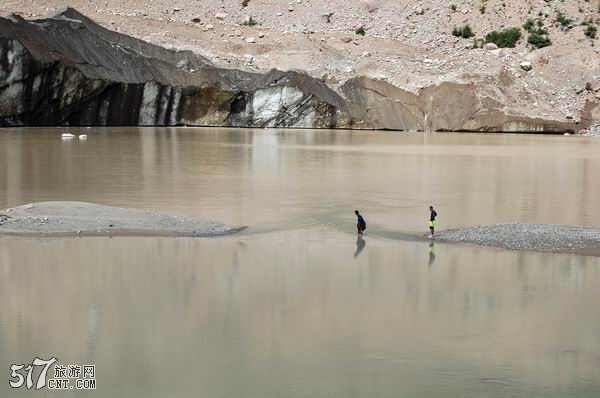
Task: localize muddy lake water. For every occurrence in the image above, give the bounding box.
[1,128,599,397]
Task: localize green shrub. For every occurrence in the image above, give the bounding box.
[355,26,366,36]
[523,18,535,31]
[242,16,257,26]
[452,24,475,39]
[461,24,475,38]
[585,25,597,38]
[472,37,484,48]
[580,16,596,27]
[523,18,551,49]
[485,27,522,48]
[528,28,551,48]
[479,5,486,14]
[450,4,457,12]
[556,11,572,27]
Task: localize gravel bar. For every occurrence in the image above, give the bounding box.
[437,224,600,256]
[0,201,246,237]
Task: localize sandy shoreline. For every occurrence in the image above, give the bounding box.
[2,202,599,256]
[437,224,600,257]
[0,201,246,238]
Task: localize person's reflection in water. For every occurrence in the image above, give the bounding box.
[354,236,366,258]
[428,241,436,266]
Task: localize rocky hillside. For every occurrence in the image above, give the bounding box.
[1,2,599,131]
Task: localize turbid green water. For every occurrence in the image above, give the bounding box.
[1,128,599,397]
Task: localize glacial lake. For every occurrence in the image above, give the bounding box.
[1,128,599,397]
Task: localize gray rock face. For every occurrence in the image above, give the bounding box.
[0,8,346,128]
[0,8,585,132]
[586,80,600,93]
[340,77,577,132]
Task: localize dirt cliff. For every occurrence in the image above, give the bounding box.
[0,8,594,132]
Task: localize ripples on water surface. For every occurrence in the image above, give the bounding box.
[1,128,599,397]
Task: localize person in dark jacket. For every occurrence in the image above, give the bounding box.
[355,210,366,235]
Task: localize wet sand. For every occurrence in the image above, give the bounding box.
[0,201,246,237]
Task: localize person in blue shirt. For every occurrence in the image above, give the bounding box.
[355,210,366,235]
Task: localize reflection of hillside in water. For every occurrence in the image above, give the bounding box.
[2,128,600,234]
